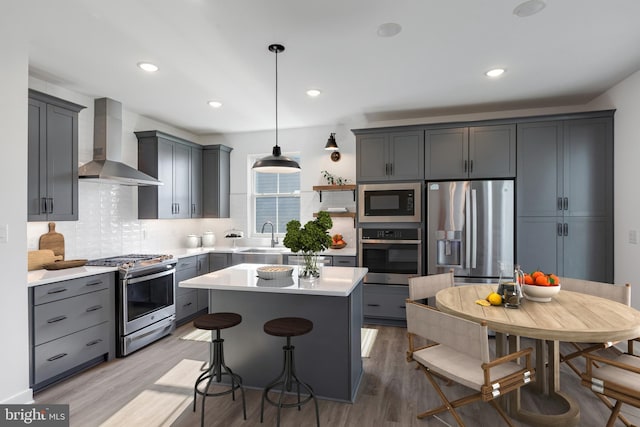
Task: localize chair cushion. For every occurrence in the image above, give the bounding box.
[590,354,640,393]
[413,343,525,392]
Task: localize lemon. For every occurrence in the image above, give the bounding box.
[487,292,503,306]
[475,299,491,306]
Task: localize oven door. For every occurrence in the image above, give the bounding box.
[358,239,422,285]
[121,267,175,337]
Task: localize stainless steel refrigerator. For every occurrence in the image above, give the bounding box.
[426,180,514,282]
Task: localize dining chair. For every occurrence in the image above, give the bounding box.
[408,270,454,303]
[405,299,534,426]
[580,337,640,427]
[559,278,631,377]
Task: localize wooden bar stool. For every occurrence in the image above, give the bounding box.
[260,317,320,426]
[192,312,246,427]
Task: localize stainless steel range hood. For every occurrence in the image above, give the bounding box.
[79,98,162,186]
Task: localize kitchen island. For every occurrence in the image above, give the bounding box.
[179,263,367,402]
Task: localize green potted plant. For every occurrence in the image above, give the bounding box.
[283,211,333,278]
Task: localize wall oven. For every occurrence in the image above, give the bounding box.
[358,228,422,285]
[358,182,422,223]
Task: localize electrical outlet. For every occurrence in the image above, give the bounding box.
[629,230,637,244]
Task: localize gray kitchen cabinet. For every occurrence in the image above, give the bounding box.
[355,130,424,182]
[331,256,357,267]
[425,124,515,180]
[203,144,233,218]
[516,115,613,282]
[176,253,213,323]
[28,90,85,222]
[136,130,198,219]
[363,284,408,325]
[209,253,232,271]
[190,146,203,218]
[29,272,115,390]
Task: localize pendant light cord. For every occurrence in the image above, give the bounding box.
[275,47,279,148]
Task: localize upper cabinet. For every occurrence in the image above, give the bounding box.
[425,124,516,180]
[28,90,85,222]
[355,130,424,182]
[136,130,200,219]
[202,144,233,218]
[190,146,203,218]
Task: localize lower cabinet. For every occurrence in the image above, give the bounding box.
[363,284,408,325]
[176,253,223,324]
[29,272,115,391]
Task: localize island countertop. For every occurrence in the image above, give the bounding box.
[179,263,367,297]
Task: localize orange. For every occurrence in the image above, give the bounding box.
[548,274,560,286]
[535,275,550,286]
[531,271,544,279]
[524,274,534,285]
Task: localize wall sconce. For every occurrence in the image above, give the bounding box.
[325,132,341,162]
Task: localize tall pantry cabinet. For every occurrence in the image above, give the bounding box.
[516,113,614,282]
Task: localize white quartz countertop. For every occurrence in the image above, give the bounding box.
[28,266,117,287]
[168,246,357,258]
[180,263,367,297]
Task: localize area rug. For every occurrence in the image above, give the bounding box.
[181,327,379,357]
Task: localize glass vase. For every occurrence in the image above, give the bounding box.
[298,251,320,279]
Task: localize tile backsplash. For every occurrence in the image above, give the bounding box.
[26,182,356,258]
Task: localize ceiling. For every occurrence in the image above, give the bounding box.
[24,0,640,135]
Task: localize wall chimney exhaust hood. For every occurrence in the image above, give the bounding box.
[78,98,162,186]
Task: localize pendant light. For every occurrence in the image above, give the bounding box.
[252,44,301,174]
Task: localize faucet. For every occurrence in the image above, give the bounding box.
[261,221,279,248]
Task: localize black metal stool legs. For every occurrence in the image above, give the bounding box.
[260,337,320,426]
[193,329,247,426]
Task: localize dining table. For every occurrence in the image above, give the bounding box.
[436,284,640,427]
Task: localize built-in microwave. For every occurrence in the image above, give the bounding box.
[358,182,422,223]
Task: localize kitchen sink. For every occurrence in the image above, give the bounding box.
[232,247,288,265]
[240,248,288,253]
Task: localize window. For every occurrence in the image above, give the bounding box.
[250,154,301,235]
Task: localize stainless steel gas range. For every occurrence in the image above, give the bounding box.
[86,254,177,357]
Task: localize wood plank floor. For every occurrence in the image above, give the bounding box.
[34,322,640,426]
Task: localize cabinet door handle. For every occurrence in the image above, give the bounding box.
[47,353,68,362]
[399,305,406,310]
[47,287,68,294]
[49,197,54,213]
[184,302,193,307]
[367,303,381,307]
[563,223,568,236]
[385,163,389,175]
[86,339,103,347]
[557,197,563,211]
[557,223,563,236]
[192,204,196,214]
[47,315,67,324]
[563,197,569,210]
[85,305,103,312]
[197,260,202,270]
[41,197,47,214]
[85,280,103,287]
[176,203,180,214]
[389,163,393,175]
[464,160,468,172]
[469,160,473,174]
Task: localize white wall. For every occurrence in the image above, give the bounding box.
[0,5,31,404]
[588,69,640,309]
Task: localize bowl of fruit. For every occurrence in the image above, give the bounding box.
[330,233,347,249]
[521,271,561,302]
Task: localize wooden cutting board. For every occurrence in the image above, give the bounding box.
[28,249,63,271]
[39,222,65,260]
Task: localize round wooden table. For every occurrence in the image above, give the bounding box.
[436,284,640,427]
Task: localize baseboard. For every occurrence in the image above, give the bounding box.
[0,388,34,404]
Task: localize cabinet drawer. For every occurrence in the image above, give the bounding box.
[332,256,356,267]
[177,256,197,271]
[33,289,110,345]
[34,322,110,384]
[33,273,112,305]
[363,285,408,319]
[176,291,198,320]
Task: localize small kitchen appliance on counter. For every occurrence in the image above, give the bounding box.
[86,254,177,357]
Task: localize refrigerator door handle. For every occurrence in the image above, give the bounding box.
[471,188,477,269]
[465,188,471,269]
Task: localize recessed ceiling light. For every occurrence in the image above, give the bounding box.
[137,62,158,72]
[207,100,223,108]
[513,0,546,17]
[306,89,321,97]
[377,22,402,38]
[485,68,506,78]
